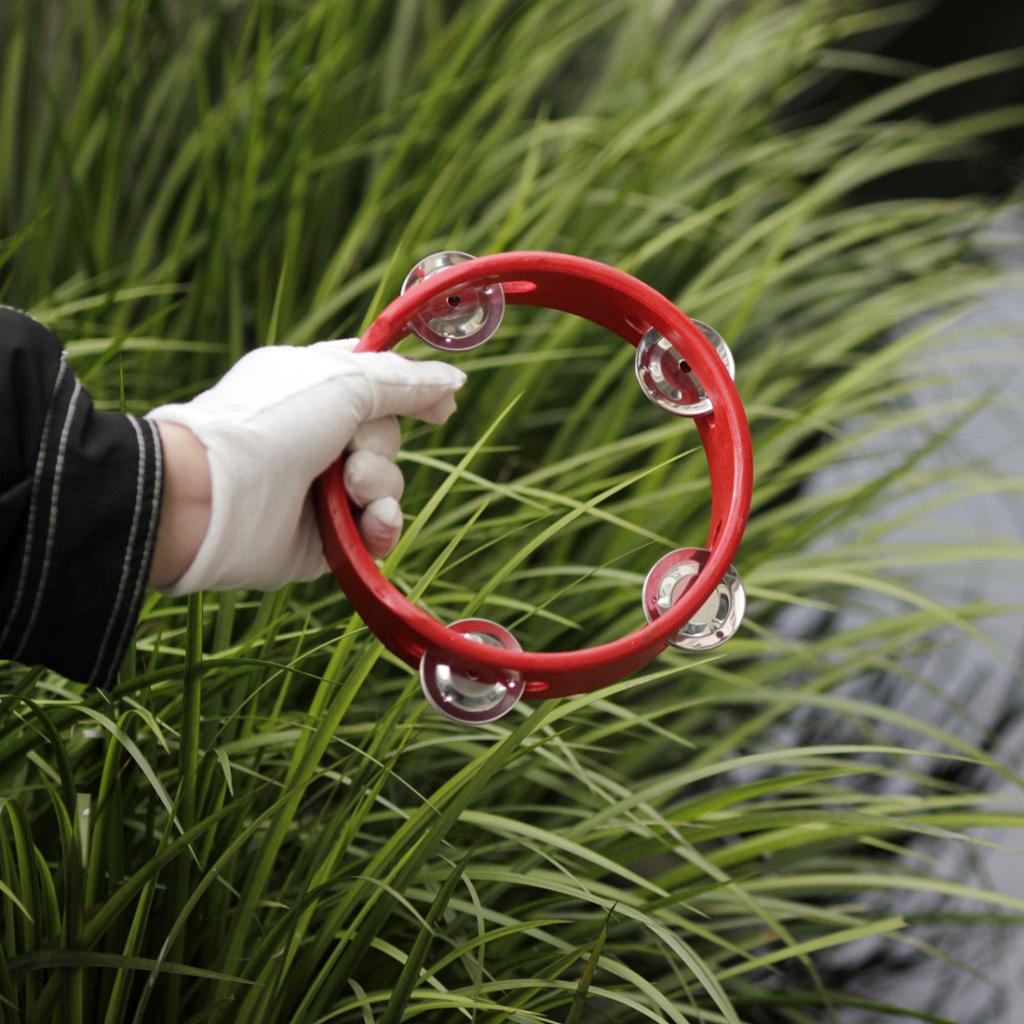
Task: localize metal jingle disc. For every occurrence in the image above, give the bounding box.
[634,320,735,418]
[642,547,745,652]
[401,250,505,352]
[692,319,736,379]
[419,618,523,724]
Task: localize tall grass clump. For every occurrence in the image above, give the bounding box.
[1,1,1023,1020]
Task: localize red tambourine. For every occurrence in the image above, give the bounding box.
[315,251,753,723]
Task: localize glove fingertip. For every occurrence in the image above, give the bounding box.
[370,495,403,530]
[416,393,458,425]
[344,449,405,506]
[361,496,403,557]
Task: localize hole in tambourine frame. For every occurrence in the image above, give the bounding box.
[388,297,721,658]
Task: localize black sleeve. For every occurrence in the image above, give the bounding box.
[0,306,163,689]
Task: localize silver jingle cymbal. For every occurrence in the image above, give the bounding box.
[634,320,734,417]
[642,546,745,651]
[401,251,505,351]
[419,618,523,723]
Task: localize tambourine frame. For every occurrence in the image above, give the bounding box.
[314,251,753,700]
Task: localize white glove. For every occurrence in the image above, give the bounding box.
[146,340,465,594]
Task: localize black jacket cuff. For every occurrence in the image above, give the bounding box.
[0,307,163,688]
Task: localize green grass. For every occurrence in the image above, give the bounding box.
[2,1,1024,1021]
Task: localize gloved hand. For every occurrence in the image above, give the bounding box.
[146,340,465,595]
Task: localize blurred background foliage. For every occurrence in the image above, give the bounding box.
[1,0,1023,1021]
